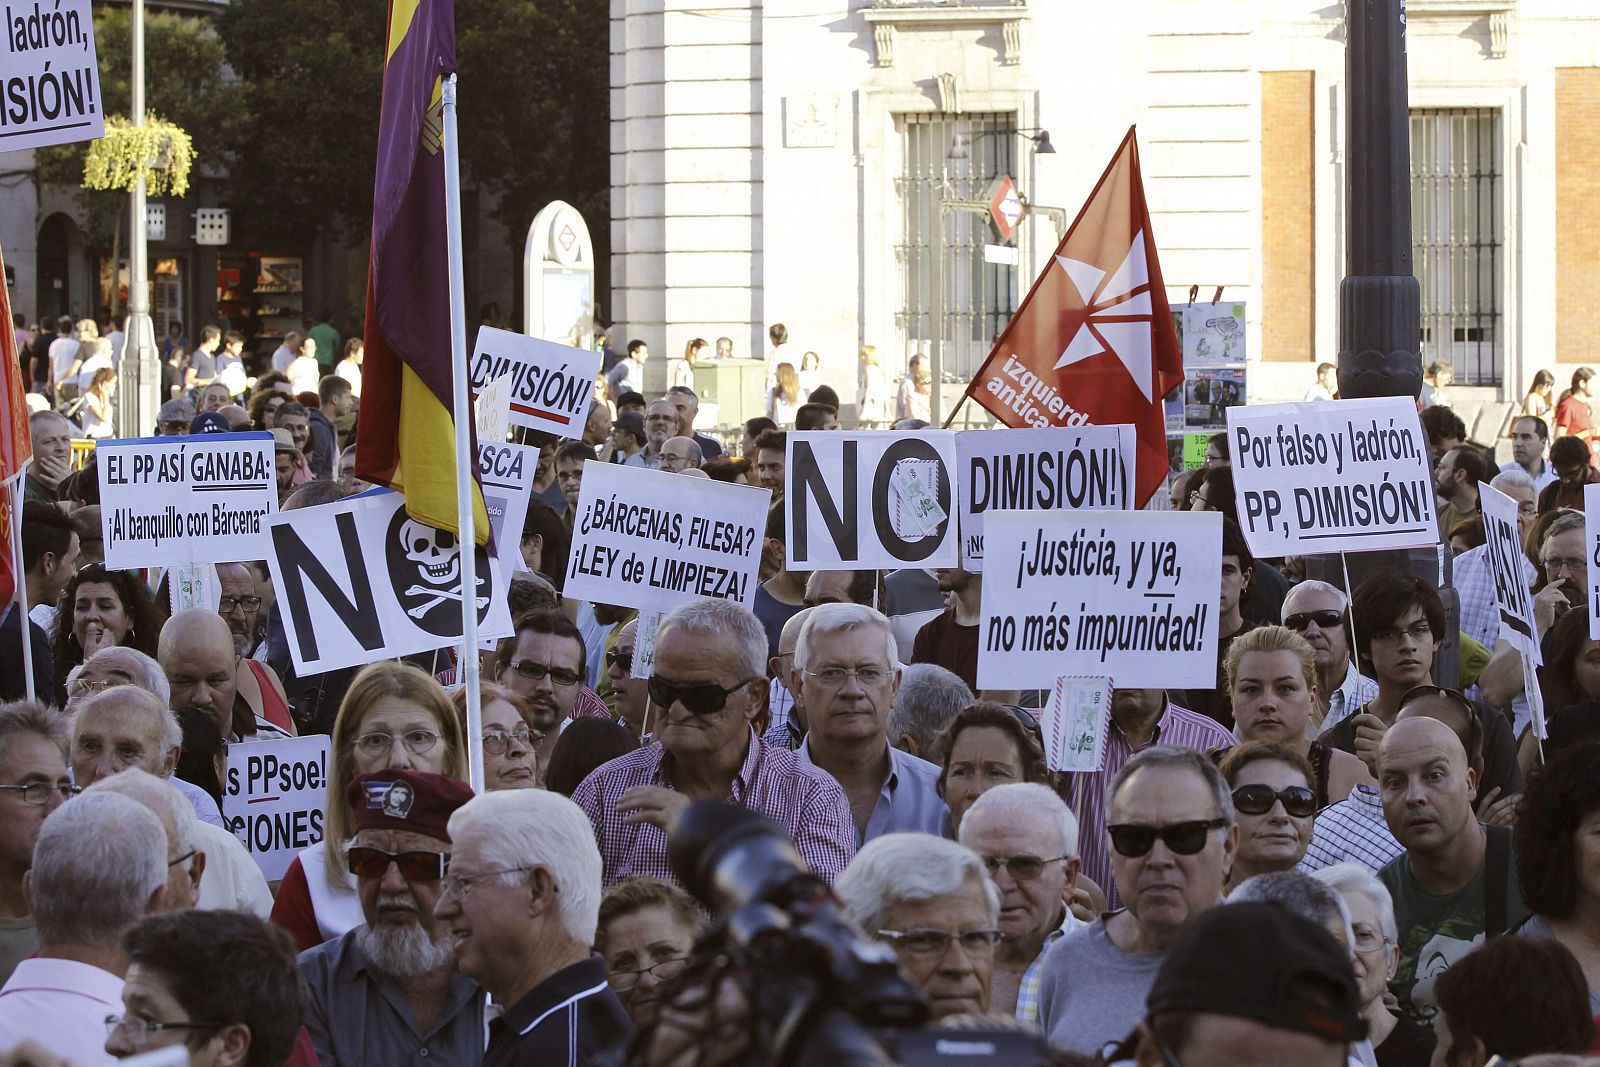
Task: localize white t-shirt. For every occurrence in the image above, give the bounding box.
[335,358,362,397]
[288,354,321,395]
[48,337,79,382]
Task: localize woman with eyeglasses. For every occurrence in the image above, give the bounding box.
[934,703,1052,834]
[270,662,468,951]
[1217,741,1317,890]
[596,877,704,1028]
[1227,625,1375,808]
[453,682,539,791]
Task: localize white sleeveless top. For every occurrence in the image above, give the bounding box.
[299,844,365,943]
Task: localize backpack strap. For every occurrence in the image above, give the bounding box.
[1484,823,1511,938]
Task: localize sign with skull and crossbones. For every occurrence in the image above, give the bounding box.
[387,511,493,634]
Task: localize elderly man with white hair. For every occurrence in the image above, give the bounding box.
[836,832,1000,1020]
[573,599,854,888]
[888,663,972,760]
[1315,862,1432,1063]
[792,603,946,843]
[958,782,1083,1021]
[435,789,631,1063]
[0,792,169,1065]
[69,686,272,917]
[1280,580,1377,731]
[68,645,226,828]
[84,768,204,912]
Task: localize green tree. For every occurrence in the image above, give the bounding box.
[34,8,246,244]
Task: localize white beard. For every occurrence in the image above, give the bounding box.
[356,895,455,979]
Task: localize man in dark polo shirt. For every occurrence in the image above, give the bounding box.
[436,789,631,1064]
[299,769,482,1065]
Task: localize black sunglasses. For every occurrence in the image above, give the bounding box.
[1230,784,1317,819]
[346,846,448,882]
[1106,819,1228,858]
[1284,609,1345,632]
[605,648,632,674]
[646,674,759,715]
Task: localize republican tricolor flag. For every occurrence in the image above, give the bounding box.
[354,0,488,541]
[962,127,1183,507]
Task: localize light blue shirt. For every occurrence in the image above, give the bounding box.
[796,738,949,844]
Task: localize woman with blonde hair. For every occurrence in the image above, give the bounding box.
[768,361,803,425]
[76,365,117,438]
[269,661,469,951]
[452,681,540,790]
[857,345,890,426]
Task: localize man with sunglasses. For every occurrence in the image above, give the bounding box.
[1281,581,1376,731]
[957,783,1082,1021]
[300,769,484,1065]
[1375,716,1528,1031]
[605,619,648,737]
[1036,746,1237,1056]
[572,599,855,889]
[793,603,946,844]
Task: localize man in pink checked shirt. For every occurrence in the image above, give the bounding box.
[572,599,855,889]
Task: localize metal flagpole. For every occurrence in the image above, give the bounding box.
[441,74,484,792]
[7,476,34,702]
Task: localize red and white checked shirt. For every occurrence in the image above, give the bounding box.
[571,727,857,890]
[1058,702,1236,910]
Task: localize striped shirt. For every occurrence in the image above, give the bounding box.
[1059,703,1237,910]
[1323,664,1381,732]
[1298,784,1403,874]
[1015,909,1085,1024]
[571,726,856,889]
[482,956,629,1067]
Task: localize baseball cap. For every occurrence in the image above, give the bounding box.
[347,770,473,844]
[615,390,646,409]
[189,412,230,435]
[1145,902,1367,1044]
[614,411,646,441]
[270,427,299,454]
[158,398,195,423]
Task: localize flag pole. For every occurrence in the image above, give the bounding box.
[7,475,35,703]
[441,73,484,793]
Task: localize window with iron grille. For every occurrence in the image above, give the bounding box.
[896,112,1020,380]
[1409,108,1503,387]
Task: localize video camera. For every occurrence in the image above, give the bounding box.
[626,801,1054,1067]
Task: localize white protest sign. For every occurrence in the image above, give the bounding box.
[786,431,959,570]
[167,563,220,614]
[1225,397,1438,557]
[978,509,1222,690]
[956,425,1135,572]
[1587,484,1600,642]
[475,372,513,445]
[98,432,276,568]
[1182,301,1247,366]
[266,489,512,676]
[467,325,600,437]
[222,735,330,881]
[478,440,537,579]
[632,610,661,681]
[1042,676,1111,773]
[1481,481,1541,662]
[565,462,770,613]
[0,0,103,154]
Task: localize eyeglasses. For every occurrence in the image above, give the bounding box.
[608,956,690,989]
[168,849,198,870]
[0,782,80,805]
[646,674,759,715]
[1106,819,1228,858]
[1284,609,1345,633]
[347,846,449,882]
[354,729,441,759]
[800,665,891,688]
[217,595,263,614]
[1230,785,1317,819]
[1397,684,1476,719]
[876,927,1002,958]
[508,660,582,688]
[105,1014,226,1042]
[1352,926,1388,954]
[1370,622,1433,645]
[1542,556,1586,576]
[605,648,633,674]
[482,726,533,755]
[440,864,535,900]
[979,854,1070,881]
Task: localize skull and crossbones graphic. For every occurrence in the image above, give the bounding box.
[386,510,490,634]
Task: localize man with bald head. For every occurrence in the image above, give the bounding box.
[659,436,702,474]
[158,609,291,743]
[70,686,272,917]
[1375,714,1526,1031]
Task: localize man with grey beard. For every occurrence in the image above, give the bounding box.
[299,770,483,1064]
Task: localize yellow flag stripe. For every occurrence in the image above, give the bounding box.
[391,363,490,542]
[385,0,422,64]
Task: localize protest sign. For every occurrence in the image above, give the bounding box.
[631,610,661,681]
[786,431,959,570]
[166,563,220,614]
[565,462,770,613]
[1225,397,1437,557]
[267,489,512,676]
[98,432,275,568]
[956,426,1134,572]
[478,440,537,579]
[1481,482,1540,661]
[467,325,600,438]
[978,509,1222,690]
[1041,676,1111,773]
[222,735,330,881]
[475,372,512,445]
[1181,301,1247,366]
[0,0,103,154]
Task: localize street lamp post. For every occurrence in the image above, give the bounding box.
[117,0,159,440]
